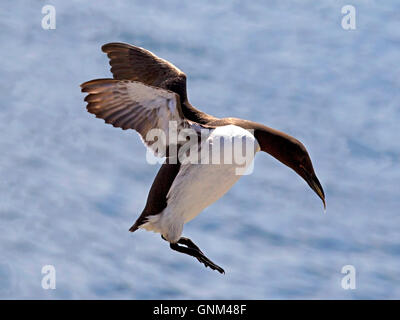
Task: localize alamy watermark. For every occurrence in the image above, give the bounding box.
[341,5,356,30]
[41,5,56,30]
[144,122,259,175]
[41,265,56,289]
[341,265,356,290]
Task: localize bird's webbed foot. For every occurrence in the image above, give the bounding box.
[165,236,225,274]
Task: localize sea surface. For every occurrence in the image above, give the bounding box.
[0,0,399,299]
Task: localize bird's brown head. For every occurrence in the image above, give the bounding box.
[254,125,326,209]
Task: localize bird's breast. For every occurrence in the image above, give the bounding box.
[165,125,259,223]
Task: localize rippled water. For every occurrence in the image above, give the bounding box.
[1,0,399,299]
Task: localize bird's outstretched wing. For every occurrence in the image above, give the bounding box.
[81,78,192,157]
[101,42,188,102]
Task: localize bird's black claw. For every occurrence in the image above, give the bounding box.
[197,255,225,274]
[170,238,225,274]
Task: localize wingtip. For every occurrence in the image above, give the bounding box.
[129,224,139,232]
[80,79,102,91]
[101,42,115,52]
[80,78,117,92]
[101,42,133,53]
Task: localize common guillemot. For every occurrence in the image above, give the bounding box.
[81,42,325,274]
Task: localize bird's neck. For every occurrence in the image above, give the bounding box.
[181,100,219,125]
[252,123,298,168]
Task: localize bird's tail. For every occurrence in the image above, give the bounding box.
[129,217,148,232]
[129,222,140,232]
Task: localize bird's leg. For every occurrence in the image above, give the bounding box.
[177,237,204,263]
[177,237,201,251]
[162,235,224,274]
[163,236,203,257]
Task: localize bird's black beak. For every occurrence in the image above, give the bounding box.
[306,174,326,210]
[298,165,326,210]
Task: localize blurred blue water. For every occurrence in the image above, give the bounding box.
[0,0,399,299]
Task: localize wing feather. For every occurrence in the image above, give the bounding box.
[101,42,188,102]
[81,78,192,157]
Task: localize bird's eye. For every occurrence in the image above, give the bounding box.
[299,157,307,167]
[299,162,308,173]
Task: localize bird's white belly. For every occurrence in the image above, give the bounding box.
[143,163,244,242]
[141,125,260,242]
[168,162,243,222]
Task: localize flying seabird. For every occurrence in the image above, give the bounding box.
[81,42,325,274]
